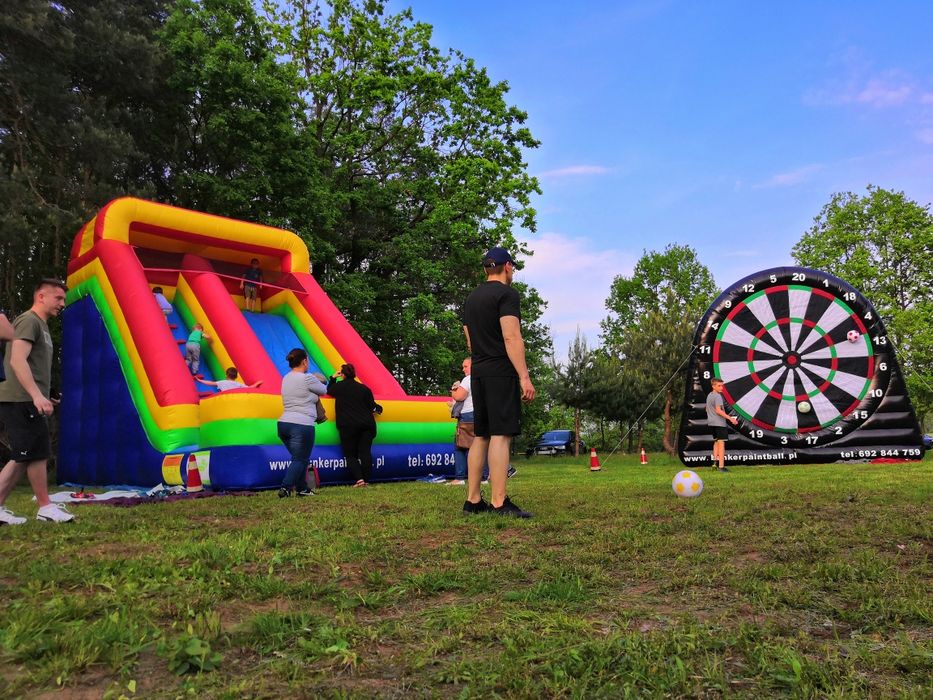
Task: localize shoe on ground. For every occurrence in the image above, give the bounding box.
[447,479,466,486]
[353,480,367,488]
[462,498,490,515]
[296,488,315,497]
[36,504,75,523]
[507,465,517,478]
[717,467,730,473]
[491,497,532,519]
[278,487,291,498]
[0,506,27,526]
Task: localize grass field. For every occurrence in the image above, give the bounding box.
[0,453,930,698]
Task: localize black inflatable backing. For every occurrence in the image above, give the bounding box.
[678,266,924,466]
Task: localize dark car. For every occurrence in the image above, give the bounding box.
[527,429,586,456]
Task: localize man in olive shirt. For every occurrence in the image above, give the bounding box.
[0,279,74,524]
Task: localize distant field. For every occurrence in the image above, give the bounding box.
[0,454,930,698]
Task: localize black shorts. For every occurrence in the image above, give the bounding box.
[472,375,521,437]
[712,426,729,441]
[0,401,51,462]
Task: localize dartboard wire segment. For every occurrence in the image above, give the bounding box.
[712,284,874,433]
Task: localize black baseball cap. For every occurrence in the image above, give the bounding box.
[483,246,514,268]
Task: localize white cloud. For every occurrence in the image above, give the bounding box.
[516,232,635,359]
[915,128,933,145]
[536,165,612,178]
[804,73,917,109]
[752,163,824,189]
[853,78,912,107]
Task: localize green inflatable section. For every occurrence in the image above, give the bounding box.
[200,418,455,449]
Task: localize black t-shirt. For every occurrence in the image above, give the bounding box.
[243,267,263,285]
[463,281,521,378]
[326,378,378,429]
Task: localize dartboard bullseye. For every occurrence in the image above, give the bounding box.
[679,267,924,466]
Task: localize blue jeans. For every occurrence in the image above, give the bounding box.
[455,412,488,480]
[277,421,315,490]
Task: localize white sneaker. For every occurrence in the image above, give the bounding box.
[0,506,27,526]
[36,504,76,523]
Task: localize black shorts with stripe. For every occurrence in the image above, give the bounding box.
[0,401,51,462]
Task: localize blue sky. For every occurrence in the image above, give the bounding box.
[388,1,933,357]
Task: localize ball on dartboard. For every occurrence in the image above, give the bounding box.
[672,470,703,498]
[798,401,811,414]
[847,329,861,343]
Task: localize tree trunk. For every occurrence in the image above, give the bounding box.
[574,406,580,456]
[662,388,675,455]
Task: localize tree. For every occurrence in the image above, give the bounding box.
[158,0,317,225]
[259,0,544,394]
[601,243,717,347]
[0,0,173,313]
[599,245,717,454]
[614,306,700,454]
[793,185,933,422]
[550,329,592,456]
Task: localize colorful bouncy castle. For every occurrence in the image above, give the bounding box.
[60,198,456,489]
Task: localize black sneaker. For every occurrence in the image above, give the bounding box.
[507,465,517,478]
[296,488,315,497]
[462,498,490,515]
[278,487,291,498]
[492,497,533,519]
[717,467,730,473]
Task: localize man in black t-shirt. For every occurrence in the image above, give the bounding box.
[461,247,536,518]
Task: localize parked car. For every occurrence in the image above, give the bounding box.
[526,430,586,456]
[923,434,932,451]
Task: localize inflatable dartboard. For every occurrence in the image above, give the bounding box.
[678,267,924,466]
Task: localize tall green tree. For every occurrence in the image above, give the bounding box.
[601,243,717,347]
[613,306,700,454]
[551,329,592,456]
[0,0,173,313]
[259,0,544,394]
[158,0,317,225]
[600,244,717,454]
[793,185,933,423]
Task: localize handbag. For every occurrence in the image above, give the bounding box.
[455,421,475,449]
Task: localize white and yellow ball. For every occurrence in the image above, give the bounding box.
[672,470,704,498]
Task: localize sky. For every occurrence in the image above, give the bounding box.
[387,1,933,358]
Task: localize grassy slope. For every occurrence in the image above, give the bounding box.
[0,454,930,698]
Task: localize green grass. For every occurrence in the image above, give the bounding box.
[0,454,931,698]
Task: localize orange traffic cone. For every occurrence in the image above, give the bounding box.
[589,447,602,472]
[186,454,203,492]
[640,447,648,465]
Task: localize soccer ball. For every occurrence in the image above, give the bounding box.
[847,329,860,343]
[672,470,703,498]
[798,400,811,414]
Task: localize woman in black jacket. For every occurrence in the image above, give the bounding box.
[327,363,381,487]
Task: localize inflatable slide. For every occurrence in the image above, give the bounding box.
[60,198,456,489]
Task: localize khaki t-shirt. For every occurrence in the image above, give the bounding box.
[0,311,53,402]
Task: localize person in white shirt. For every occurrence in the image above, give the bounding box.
[197,367,262,392]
